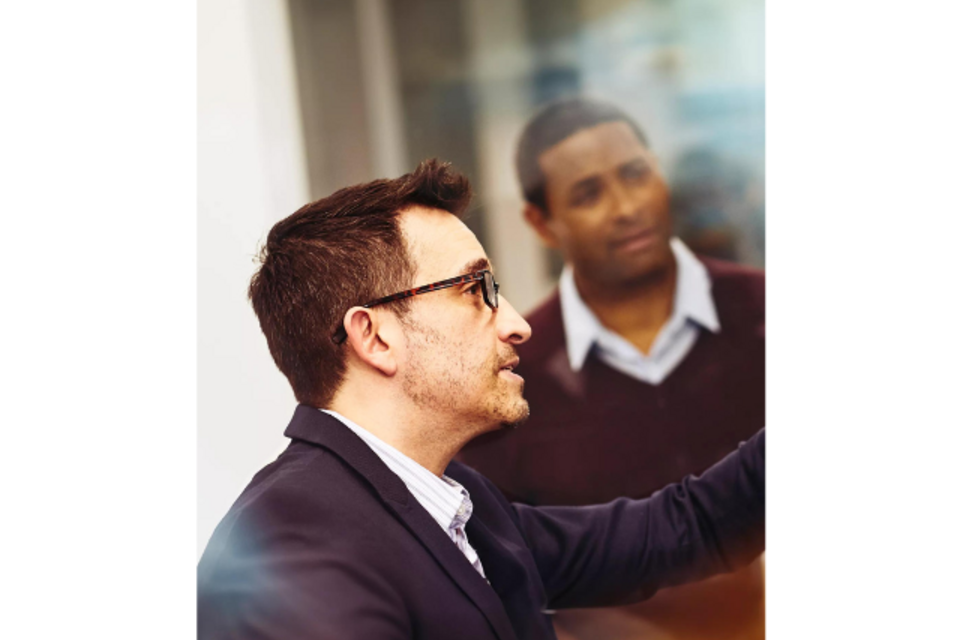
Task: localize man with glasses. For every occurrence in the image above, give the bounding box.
[197,160,764,640]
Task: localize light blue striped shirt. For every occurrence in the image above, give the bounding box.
[321,409,486,578]
[559,238,721,385]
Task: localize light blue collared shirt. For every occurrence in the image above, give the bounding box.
[321,409,486,578]
[559,238,720,386]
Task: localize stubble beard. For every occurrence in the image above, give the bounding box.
[400,324,465,416]
[400,318,529,432]
[497,397,530,431]
[492,377,529,430]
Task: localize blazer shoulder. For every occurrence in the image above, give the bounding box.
[227,439,383,525]
[198,441,371,580]
[198,440,415,638]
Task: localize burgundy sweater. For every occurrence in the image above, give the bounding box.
[461,257,765,508]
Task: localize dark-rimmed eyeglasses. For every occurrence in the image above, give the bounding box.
[332,269,500,344]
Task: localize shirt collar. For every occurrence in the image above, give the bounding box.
[559,237,720,372]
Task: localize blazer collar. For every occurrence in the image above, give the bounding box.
[283,405,518,640]
[284,404,409,504]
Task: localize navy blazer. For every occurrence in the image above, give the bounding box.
[198,406,764,640]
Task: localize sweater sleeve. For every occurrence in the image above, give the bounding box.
[513,429,765,609]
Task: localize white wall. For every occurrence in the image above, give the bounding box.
[198,0,309,557]
[463,0,554,314]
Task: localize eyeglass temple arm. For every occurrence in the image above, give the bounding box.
[332,271,489,344]
[363,272,485,309]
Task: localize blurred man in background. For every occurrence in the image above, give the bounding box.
[460,98,766,640]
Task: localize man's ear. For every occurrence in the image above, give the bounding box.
[523,203,560,249]
[342,307,398,377]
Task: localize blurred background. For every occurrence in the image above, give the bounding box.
[199,0,764,555]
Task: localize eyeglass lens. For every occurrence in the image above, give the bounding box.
[483,271,499,309]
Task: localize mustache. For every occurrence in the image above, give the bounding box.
[496,348,520,370]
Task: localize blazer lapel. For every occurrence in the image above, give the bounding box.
[283,405,518,640]
[468,516,556,639]
[387,491,519,640]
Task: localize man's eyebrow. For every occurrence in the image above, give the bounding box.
[458,257,491,276]
[570,175,601,193]
[619,157,652,172]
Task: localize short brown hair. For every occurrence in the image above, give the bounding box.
[515,97,650,213]
[249,159,473,407]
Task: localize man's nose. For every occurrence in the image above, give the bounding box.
[609,179,645,222]
[497,297,532,345]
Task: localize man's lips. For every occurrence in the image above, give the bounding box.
[611,227,658,251]
[499,357,523,382]
[499,357,520,372]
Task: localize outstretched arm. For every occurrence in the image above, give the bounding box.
[513,429,765,610]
